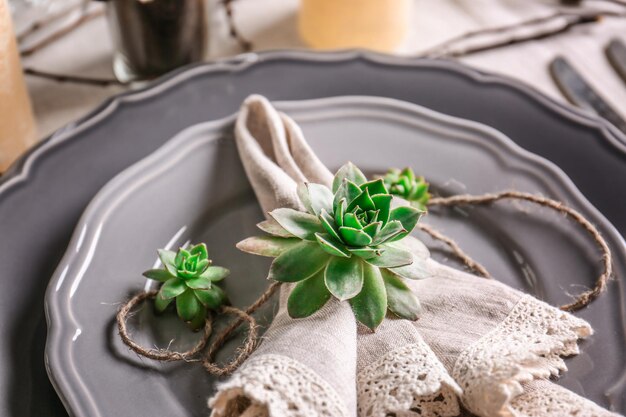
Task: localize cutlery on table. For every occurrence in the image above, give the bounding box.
[549,55,626,135]
[606,38,626,85]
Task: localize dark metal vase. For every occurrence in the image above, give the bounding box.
[105,0,207,82]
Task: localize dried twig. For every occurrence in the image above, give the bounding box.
[23,67,124,87]
[222,0,253,51]
[20,8,105,57]
[421,11,616,59]
[16,2,84,42]
[420,11,567,58]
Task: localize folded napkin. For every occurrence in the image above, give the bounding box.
[210,95,462,416]
[209,96,357,417]
[211,95,620,417]
[411,262,620,417]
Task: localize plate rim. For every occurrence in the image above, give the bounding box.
[45,95,626,417]
[2,50,626,204]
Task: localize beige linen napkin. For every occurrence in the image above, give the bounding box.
[209,96,357,417]
[211,95,620,417]
[210,95,462,417]
[411,261,620,417]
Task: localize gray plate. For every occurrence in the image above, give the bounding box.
[46,97,626,417]
[1,51,626,416]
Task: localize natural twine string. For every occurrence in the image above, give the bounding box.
[116,290,212,361]
[116,191,613,374]
[199,281,280,375]
[116,281,280,375]
[201,305,258,376]
[416,223,491,278]
[428,191,613,312]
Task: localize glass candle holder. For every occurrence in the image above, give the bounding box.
[299,0,412,53]
[105,0,208,83]
[0,0,37,172]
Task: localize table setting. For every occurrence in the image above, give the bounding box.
[1,1,625,416]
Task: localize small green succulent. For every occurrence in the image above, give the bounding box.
[143,243,230,330]
[238,163,430,330]
[382,167,430,211]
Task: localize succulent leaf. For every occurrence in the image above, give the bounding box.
[240,163,431,329]
[143,269,174,282]
[147,244,230,329]
[365,245,413,268]
[297,182,314,214]
[306,183,334,216]
[361,179,388,196]
[349,247,384,259]
[268,241,330,282]
[319,209,342,242]
[382,167,431,211]
[386,250,431,279]
[189,243,208,261]
[195,259,210,272]
[362,221,382,238]
[159,278,187,299]
[199,266,229,282]
[188,304,207,331]
[349,262,387,330]
[324,256,364,300]
[175,248,191,269]
[333,180,361,212]
[348,188,375,212]
[154,293,172,313]
[382,269,421,320]
[185,275,213,290]
[371,194,392,225]
[388,206,422,241]
[257,219,294,238]
[388,261,430,280]
[339,227,373,247]
[343,212,363,230]
[176,289,200,321]
[195,286,227,309]
[157,249,178,276]
[332,162,367,193]
[270,208,323,241]
[287,269,332,318]
[237,236,300,258]
[335,198,346,227]
[315,233,351,258]
[372,220,406,245]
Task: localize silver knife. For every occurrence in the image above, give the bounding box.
[549,56,626,135]
[606,38,626,85]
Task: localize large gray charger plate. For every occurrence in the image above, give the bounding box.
[2,51,626,416]
[46,96,626,417]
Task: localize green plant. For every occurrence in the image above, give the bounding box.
[143,243,230,330]
[238,163,429,330]
[382,167,430,211]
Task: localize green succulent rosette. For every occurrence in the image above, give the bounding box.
[237,163,430,330]
[382,167,430,211]
[143,243,230,330]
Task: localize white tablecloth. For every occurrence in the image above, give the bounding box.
[20,0,626,138]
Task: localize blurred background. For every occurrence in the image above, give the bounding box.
[2,0,626,167]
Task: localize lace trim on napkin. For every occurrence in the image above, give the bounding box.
[357,342,462,417]
[510,382,621,417]
[209,353,349,417]
[452,294,592,417]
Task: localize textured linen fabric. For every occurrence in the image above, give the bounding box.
[410,261,621,417]
[218,95,464,417]
[211,95,621,417]
[209,95,357,417]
